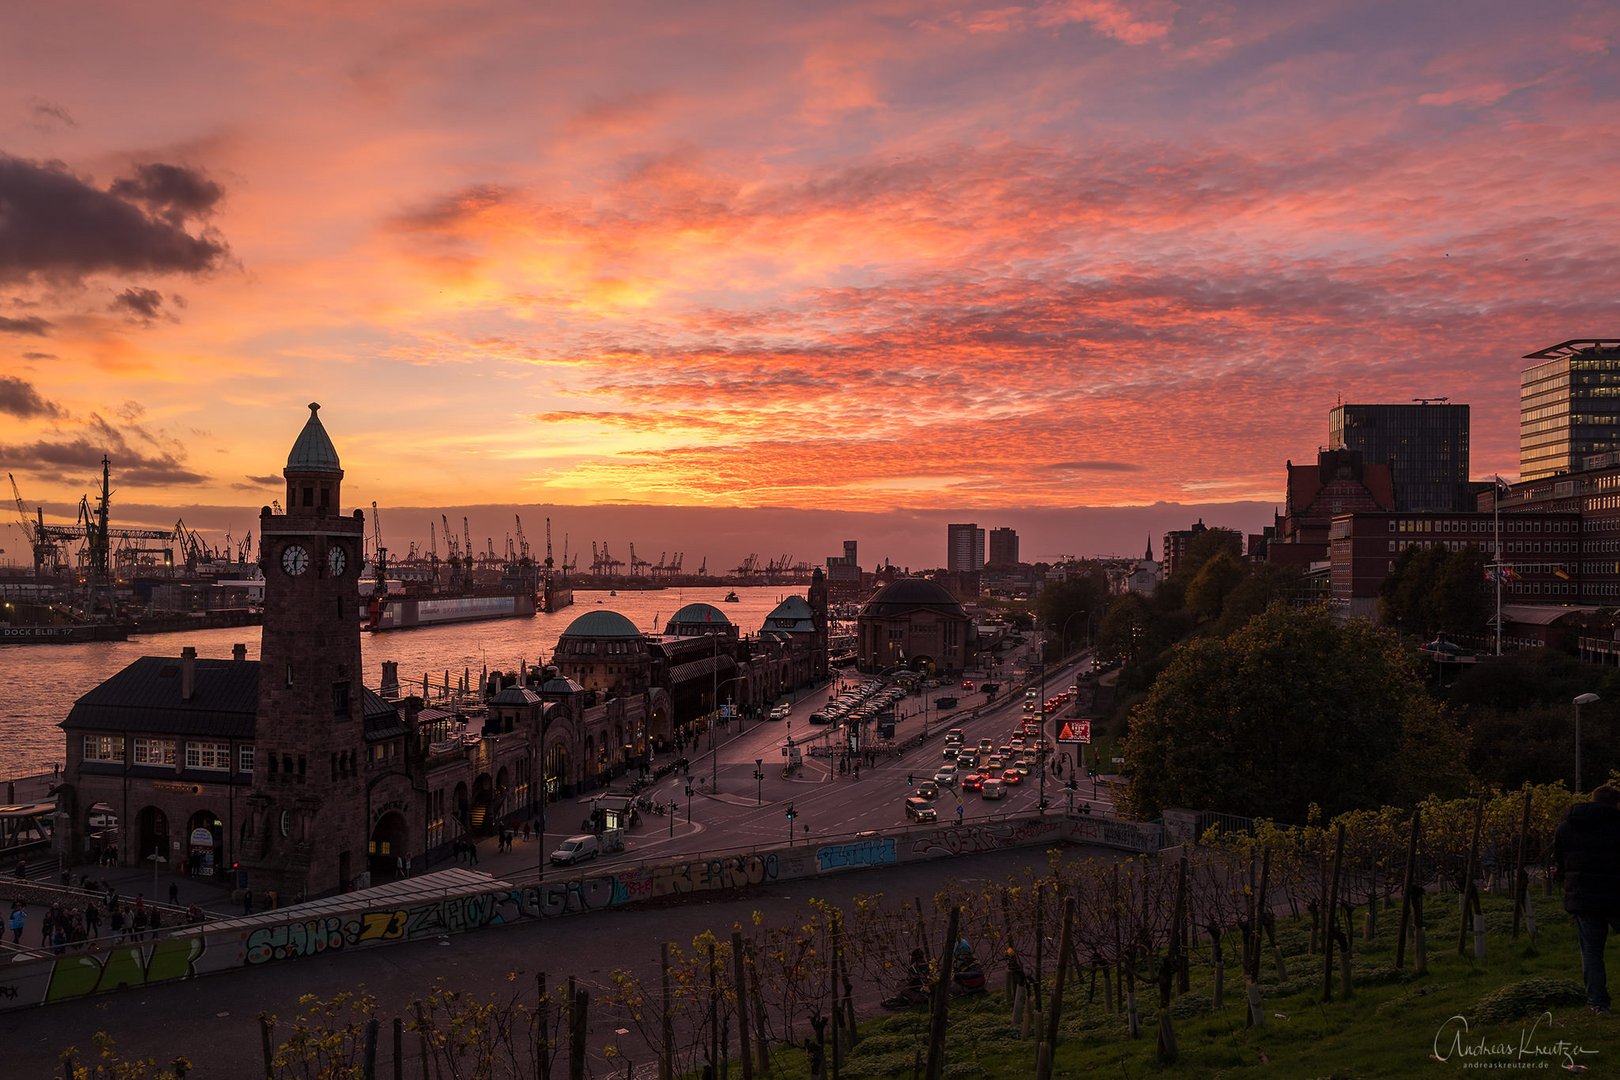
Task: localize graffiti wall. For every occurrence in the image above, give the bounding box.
[0,810,1163,1011]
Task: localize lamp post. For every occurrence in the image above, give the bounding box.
[1574,693,1600,793]
[1060,610,1084,663]
[754,758,764,805]
[1037,744,1049,814]
[685,781,694,825]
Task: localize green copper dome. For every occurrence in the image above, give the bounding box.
[286,402,342,473]
[560,609,641,638]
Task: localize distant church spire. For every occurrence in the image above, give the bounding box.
[1145,534,1153,561]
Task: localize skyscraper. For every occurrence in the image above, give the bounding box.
[988,527,1019,566]
[1521,339,1620,482]
[947,523,985,572]
[1329,401,1470,511]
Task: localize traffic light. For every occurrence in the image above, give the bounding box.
[786,803,796,821]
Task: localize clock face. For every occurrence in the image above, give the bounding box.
[281,544,310,576]
[327,546,347,577]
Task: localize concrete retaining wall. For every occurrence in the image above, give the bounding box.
[0,812,1161,1012]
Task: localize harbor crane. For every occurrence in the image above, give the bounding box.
[629,542,651,576]
[697,555,707,577]
[544,518,556,571]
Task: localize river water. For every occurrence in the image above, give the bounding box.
[0,586,801,779]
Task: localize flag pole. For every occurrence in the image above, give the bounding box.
[1494,475,1503,656]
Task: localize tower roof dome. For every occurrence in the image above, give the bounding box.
[286,402,342,474]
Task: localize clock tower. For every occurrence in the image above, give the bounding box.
[241,403,368,898]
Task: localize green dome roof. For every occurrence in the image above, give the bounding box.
[667,602,731,630]
[860,578,967,619]
[286,402,342,473]
[560,609,641,638]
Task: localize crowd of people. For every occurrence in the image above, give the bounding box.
[5,885,207,956]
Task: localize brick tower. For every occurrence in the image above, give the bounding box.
[241,403,368,899]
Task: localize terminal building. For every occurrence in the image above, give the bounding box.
[53,404,828,900]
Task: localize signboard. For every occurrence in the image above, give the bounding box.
[1057,720,1092,744]
[189,827,214,845]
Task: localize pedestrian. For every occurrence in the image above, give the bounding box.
[168,882,179,906]
[148,908,163,939]
[469,841,480,866]
[1555,784,1620,1013]
[131,909,148,943]
[14,858,26,879]
[404,856,412,877]
[396,855,405,878]
[109,906,125,942]
[84,902,100,940]
[521,821,531,843]
[8,903,25,943]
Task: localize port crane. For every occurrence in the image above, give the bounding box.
[629,542,651,577]
[732,553,760,577]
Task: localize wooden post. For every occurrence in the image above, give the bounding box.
[392,1017,404,1080]
[709,939,721,1080]
[1172,856,1189,1000]
[363,1018,379,1080]
[412,1001,434,1080]
[924,906,960,1080]
[660,945,674,1080]
[259,1015,275,1080]
[1323,822,1345,1003]
[1512,787,1533,939]
[1036,898,1076,1079]
[1395,809,1421,969]
[538,972,552,1080]
[1458,797,1484,957]
[569,988,588,1080]
[733,932,754,1080]
[748,944,771,1077]
[1033,880,1045,1014]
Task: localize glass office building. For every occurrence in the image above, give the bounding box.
[1329,402,1470,512]
[947,523,985,572]
[1521,339,1620,483]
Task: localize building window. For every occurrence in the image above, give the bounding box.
[333,680,350,715]
[186,741,231,771]
[239,744,256,774]
[83,735,125,763]
[132,738,176,766]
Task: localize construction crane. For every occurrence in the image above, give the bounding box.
[562,533,575,574]
[515,515,530,563]
[370,502,384,564]
[697,556,707,577]
[601,540,623,575]
[544,518,556,571]
[463,517,473,571]
[629,542,651,576]
[590,540,601,576]
[732,553,759,576]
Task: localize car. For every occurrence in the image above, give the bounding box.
[961,772,985,792]
[807,711,829,725]
[978,739,994,754]
[945,728,964,746]
[1023,701,1037,713]
[1025,688,1038,699]
[550,834,600,866]
[941,746,959,761]
[961,679,975,690]
[985,755,1004,771]
[914,781,940,800]
[1001,769,1023,786]
[905,797,939,822]
[934,766,958,786]
[998,744,1013,758]
[923,679,940,689]
[957,751,979,769]
[981,778,1006,800]
[769,703,791,721]
[936,696,958,709]
[1011,763,1032,777]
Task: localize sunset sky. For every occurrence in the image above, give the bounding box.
[3,1,1619,566]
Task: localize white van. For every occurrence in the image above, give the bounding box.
[550,834,600,866]
[981,778,1006,800]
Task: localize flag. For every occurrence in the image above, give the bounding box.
[1503,564,1520,581]
[1554,566,1571,581]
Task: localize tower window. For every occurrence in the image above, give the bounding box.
[286,663,294,687]
[333,680,350,715]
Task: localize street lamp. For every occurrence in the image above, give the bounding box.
[685,781,695,825]
[1574,693,1600,793]
[754,758,764,805]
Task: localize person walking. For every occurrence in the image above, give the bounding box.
[1555,784,1620,1013]
[9,903,27,944]
[168,881,180,906]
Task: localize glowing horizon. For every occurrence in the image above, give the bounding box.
[4,1,1619,531]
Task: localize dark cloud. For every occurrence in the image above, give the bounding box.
[27,99,76,131]
[391,185,511,233]
[0,314,51,335]
[0,411,207,485]
[0,375,65,419]
[244,474,280,486]
[110,286,165,321]
[108,162,225,226]
[0,155,229,284]
[22,351,54,359]
[1042,461,1146,473]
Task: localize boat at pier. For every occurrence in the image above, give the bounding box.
[365,590,536,631]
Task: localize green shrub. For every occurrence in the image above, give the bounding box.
[1474,977,1584,1024]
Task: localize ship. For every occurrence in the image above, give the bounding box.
[723,590,740,603]
[365,590,535,631]
[542,572,574,613]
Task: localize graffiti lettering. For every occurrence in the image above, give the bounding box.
[816,838,896,872]
[244,917,347,965]
[44,936,205,1004]
[649,853,778,897]
[0,985,17,999]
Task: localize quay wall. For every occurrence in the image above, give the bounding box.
[0,812,1161,1012]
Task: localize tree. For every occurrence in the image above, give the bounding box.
[1377,544,1489,640]
[1121,605,1466,822]
[1184,552,1245,624]
[1169,527,1243,589]
[1036,570,1110,658]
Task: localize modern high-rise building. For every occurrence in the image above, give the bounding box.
[946,523,985,572]
[1329,401,1470,512]
[988,527,1019,566]
[1521,339,1620,482]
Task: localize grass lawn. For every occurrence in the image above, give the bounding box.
[769,892,1613,1078]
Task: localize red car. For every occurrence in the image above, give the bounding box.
[961,772,985,792]
[1001,768,1023,786]
[961,679,975,690]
